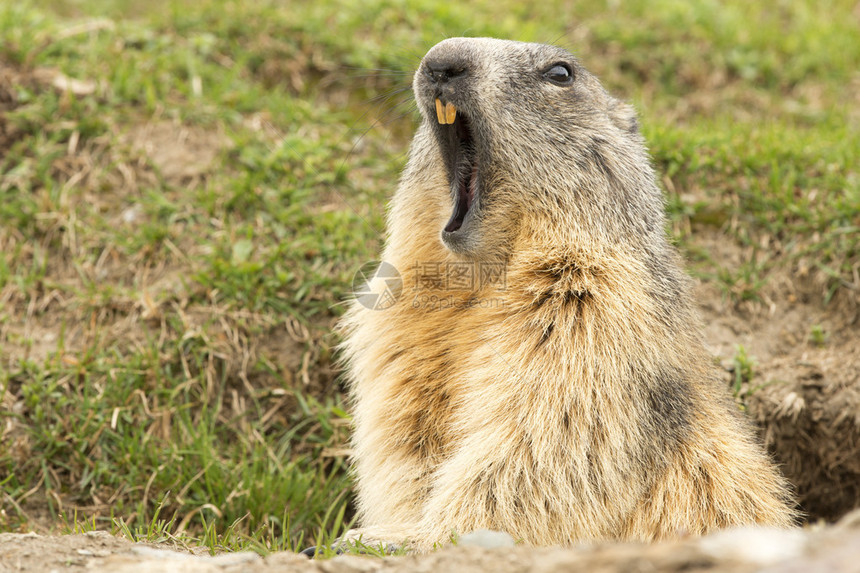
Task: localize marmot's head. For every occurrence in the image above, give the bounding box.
[412,38,658,261]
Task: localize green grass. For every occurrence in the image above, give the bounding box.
[730,344,757,397]
[0,0,858,555]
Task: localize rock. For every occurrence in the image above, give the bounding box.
[458,530,516,549]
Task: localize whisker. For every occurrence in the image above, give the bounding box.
[365,87,413,107]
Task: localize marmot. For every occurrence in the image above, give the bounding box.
[338,38,796,552]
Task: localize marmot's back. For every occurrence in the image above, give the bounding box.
[339,37,796,552]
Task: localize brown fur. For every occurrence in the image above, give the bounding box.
[338,38,796,552]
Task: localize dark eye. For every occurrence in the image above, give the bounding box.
[543,63,573,85]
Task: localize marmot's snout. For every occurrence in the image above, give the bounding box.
[418,55,470,122]
[422,57,469,86]
[422,57,468,125]
[415,39,482,116]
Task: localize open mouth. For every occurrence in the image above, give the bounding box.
[435,99,477,234]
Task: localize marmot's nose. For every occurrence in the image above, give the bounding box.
[423,57,469,84]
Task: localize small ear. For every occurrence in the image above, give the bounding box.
[609,100,639,134]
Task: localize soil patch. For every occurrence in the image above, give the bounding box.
[692,227,860,521]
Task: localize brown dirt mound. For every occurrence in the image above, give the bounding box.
[692,228,860,522]
[747,353,860,521]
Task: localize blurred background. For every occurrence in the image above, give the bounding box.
[0,0,858,552]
